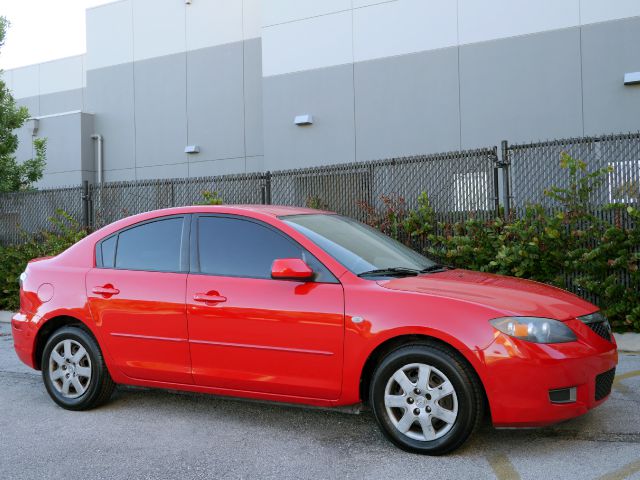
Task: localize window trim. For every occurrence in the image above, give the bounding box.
[95,214,190,274]
[190,214,339,284]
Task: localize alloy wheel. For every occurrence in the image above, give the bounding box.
[48,339,92,399]
[384,362,458,441]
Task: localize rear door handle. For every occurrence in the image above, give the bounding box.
[193,293,227,304]
[92,285,120,297]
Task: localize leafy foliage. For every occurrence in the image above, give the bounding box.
[359,155,640,332]
[0,16,47,193]
[0,210,87,311]
[200,190,224,205]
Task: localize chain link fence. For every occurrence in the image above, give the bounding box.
[1,132,638,246]
[270,148,498,223]
[0,186,85,245]
[90,173,266,229]
[505,132,640,212]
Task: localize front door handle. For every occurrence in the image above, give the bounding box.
[193,292,227,305]
[92,285,120,297]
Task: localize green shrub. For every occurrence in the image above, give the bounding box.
[200,190,224,205]
[0,210,87,311]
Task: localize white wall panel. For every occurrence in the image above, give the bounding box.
[354,0,457,62]
[580,0,640,25]
[133,0,185,61]
[458,0,580,45]
[262,11,353,76]
[86,0,133,70]
[10,65,39,99]
[243,0,262,39]
[263,0,351,27]
[353,0,398,8]
[186,0,243,51]
[39,56,84,95]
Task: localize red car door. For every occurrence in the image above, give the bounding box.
[186,215,344,400]
[87,215,193,384]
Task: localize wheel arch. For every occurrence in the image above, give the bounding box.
[358,334,489,415]
[33,315,96,370]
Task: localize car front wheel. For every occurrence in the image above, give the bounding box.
[370,342,483,455]
[42,325,115,410]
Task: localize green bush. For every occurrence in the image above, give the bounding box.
[0,210,87,311]
[200,190,224,205]
[360,155,640,333]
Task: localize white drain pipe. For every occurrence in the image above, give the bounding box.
[91,134,103,185]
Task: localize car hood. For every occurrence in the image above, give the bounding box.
[377,269,596,321]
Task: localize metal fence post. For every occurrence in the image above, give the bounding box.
[261,172,272,205]
[492,146,501,216]
[501,140,511,217]
[81,180,90,229]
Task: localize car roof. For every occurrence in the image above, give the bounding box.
[124,204,336,220]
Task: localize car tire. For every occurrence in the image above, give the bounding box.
[42,325,115,411]
[370,342,484,455]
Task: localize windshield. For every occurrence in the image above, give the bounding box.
[282,214,437,275]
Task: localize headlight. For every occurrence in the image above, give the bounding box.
[490,317,577,344]
[19,270,27,287]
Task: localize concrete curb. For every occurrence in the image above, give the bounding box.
[614,333,640,353]
[1,310,639,352]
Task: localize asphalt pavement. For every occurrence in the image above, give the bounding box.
[1,322,639,480]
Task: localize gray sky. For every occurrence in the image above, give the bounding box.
[0,0,114,70]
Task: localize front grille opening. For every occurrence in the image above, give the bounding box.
[595,368,616,401]
[587,321,612,342]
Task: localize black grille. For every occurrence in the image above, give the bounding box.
[595,368,616,401]
[587,321,612,342]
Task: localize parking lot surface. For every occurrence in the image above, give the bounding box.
[1,322,639,480]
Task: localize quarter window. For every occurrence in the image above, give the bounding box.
[197,216,335,282]
[100,235,117,268]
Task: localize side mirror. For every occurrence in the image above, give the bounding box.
[271,258,314,281]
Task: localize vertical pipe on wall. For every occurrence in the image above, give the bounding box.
[91,134,104,184]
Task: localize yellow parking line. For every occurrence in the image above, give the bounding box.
[487,453,521,480]
[613,370,640,395]
[614,370,640,384]
[596,459,640,480]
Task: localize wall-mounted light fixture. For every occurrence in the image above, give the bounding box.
[185,145,200,154]
[624,72,640,86]
[294,114,314,126]
[185,0,192,5]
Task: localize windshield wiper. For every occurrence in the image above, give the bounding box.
[358,267,421,278]
[420,264,449,273]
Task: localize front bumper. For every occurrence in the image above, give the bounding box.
[11,313,38,369]
[482,319,618,427]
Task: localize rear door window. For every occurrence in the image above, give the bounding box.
[97,217,185,273]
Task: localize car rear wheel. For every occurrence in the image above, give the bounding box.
[42,326,115,410]
[370,342,483,455]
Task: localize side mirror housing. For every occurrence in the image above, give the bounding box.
[271,258,314,281]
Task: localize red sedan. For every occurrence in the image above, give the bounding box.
[12,206,617,454]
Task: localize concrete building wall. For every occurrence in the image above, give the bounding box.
[2,0,640,187]
[80,0,264,182]
[261,1,640,170]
